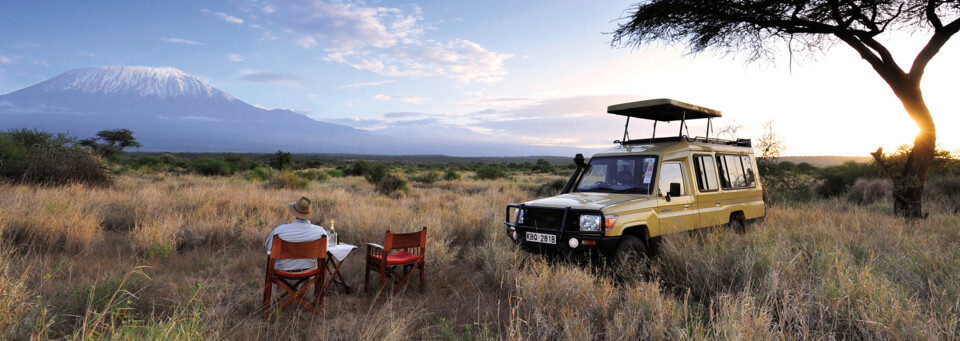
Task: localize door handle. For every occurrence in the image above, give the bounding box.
[661,208,672,212]
[715,201,721,206]
[683,205,690,209]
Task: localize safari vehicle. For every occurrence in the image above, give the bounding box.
[503,98,765,260]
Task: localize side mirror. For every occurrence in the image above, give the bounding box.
[669,182,682,197]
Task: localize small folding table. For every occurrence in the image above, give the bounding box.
[326,243,357,294]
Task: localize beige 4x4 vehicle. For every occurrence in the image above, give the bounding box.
[504,99,766,259]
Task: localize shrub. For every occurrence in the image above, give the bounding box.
[190,158,232,176]
[443,169,461,181]
[376,172,409,195]
[536,179,567,197]
[531,159,555,173]
[265,171,310,190]
[762,173,818,204]
[475,166,507,180]
[268,150,292,170]
[364,163,389,184]
[326,169,344,178]
[413,170,443,184]
[817,161,878,197]
[0,129,111,187]
[346,160,371,176]
[245,167,273,181]
[847,178,892,205]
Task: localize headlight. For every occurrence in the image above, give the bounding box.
[515,209,525,224]
[580,214,601,232]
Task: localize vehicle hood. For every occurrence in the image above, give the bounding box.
[523,192,649,210]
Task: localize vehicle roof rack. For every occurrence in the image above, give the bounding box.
[608,98,724,145]
[618,135,752,147]
[607,98,721,121]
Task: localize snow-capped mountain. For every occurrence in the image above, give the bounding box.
[0,66,584,155]
[0,66,378,153]
[40,66,231,100]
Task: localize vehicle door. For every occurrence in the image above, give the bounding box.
[692,154,726,227]
[656,160,698,234]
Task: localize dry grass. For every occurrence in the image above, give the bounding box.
[2,171,960,340]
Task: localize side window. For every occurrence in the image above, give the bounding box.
[741,155,756,187]
[693,155,719,191]
[658,162,686,196]
[716,154,754,189]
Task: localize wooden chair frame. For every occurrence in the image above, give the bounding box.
[364,227,427,293]
[263,235,327,318]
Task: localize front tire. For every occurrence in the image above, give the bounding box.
[615,235,647,264]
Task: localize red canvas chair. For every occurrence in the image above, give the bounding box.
[364,227,427,293]
[263,235,327,318]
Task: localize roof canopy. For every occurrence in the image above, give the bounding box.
[607,98,721,121]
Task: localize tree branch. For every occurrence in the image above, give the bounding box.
[926,0,944,29]
[909,18,960,82]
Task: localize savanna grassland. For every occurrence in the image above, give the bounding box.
[3,169,960,340]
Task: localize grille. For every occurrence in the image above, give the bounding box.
[522,207,579,231]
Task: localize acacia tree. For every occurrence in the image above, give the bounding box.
[79,128,141,159]
[612,0,960,218]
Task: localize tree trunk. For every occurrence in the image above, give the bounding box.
[892,86,936,219]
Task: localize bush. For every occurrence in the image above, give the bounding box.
[364,163,389,184]
[346,160,371,176]
[266,171,310,190]
[246,167,273,181]
[376,172,408,195]
[536,179,567,197]
[475,166,508,180]
[413,170,443,184]
[847,178,892,205]
[326,169,343,178]
[762,173,818,205]
[443,169,461,181]
[0,129,111,187]
[267,150,292,170]
[190,158,232,176]
[817,161,878,197]
[531,159,555,173]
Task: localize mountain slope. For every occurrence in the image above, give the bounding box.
[0,66,591,156]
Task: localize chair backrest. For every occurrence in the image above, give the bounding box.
[269,235,328,261]
[384,227,427,252]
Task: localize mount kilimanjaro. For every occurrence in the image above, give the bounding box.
[0,66,574,155]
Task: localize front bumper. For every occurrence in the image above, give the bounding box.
[504,204,620,252]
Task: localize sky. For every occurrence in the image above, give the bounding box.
[0,0,958,156]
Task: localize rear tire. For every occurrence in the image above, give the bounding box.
[728,214,746,233]
[615,235,648,264]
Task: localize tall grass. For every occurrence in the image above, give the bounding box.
[2,172,960,339]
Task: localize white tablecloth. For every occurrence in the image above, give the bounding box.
[328,243,356,262]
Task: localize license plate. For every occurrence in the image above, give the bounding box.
[525,232,556,245]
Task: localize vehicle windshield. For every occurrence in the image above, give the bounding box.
[574,155,658,195]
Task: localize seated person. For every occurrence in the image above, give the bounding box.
[265,196,327,272]
[616,169,634,186]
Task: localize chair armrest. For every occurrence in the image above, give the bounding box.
[365,243,384,250]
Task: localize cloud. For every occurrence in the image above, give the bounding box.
[215,11,244,24]
[344,95,643,148]
[340,80,395,89]
[159,38,204,46]
[262,5,275,13]
[383,111,423,118]
[372,94,430,104]
[0,55,14,65]
[239,71,301,87]
[181,116,223,122]
[244,1,511,83]
[226,53,245,62]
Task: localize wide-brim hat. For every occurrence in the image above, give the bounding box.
[287,196,312,220]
